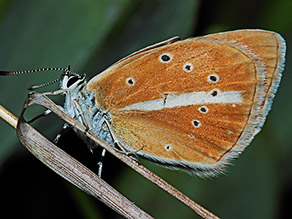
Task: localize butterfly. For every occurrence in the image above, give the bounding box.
[1,29,286,177]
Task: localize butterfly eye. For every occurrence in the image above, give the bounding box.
[208,74,219,83]
[126,77,135,86]
[66,76,79,87]
[199,106,208,114]
[183,63,193,72]
[159,53,172,63]
[192,120,201,128]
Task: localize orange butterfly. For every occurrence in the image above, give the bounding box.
[1,29,286,177]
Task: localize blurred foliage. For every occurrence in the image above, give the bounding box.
[0,0,292,218]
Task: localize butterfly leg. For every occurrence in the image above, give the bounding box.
[27,109,52,124]
[102,118,140,161]
[72,100,90,131]
[28,89,69,143]
[26,90,67,124]
[103,118,127,152]
[53,123,70,144]
[42,89,66,96]
[97,149,106,177]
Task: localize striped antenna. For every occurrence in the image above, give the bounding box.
[0,67,67,76]
[0,65,77,90]
[27,78,61,90]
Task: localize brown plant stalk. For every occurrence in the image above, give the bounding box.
[0,92,220,219]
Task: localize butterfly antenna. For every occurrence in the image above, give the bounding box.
[27,78,61,90]
[0,65,78,90]
[0,67,67,76]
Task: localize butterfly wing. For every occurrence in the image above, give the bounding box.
[86,30,285,176]
[203,30,286,118]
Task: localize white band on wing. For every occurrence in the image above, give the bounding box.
[120,91,243,111]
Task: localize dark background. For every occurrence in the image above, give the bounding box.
[0,0,292,218]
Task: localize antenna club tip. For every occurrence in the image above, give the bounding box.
[0,71,11,76]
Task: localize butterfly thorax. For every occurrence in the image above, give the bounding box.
[61,73,114,149]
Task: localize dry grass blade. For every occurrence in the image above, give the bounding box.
[22,92,220,219]
[0,105,18,128]
[0,92,220,219]
[0,104,153,219]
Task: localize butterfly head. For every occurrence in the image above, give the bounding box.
[60,66,87,93]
